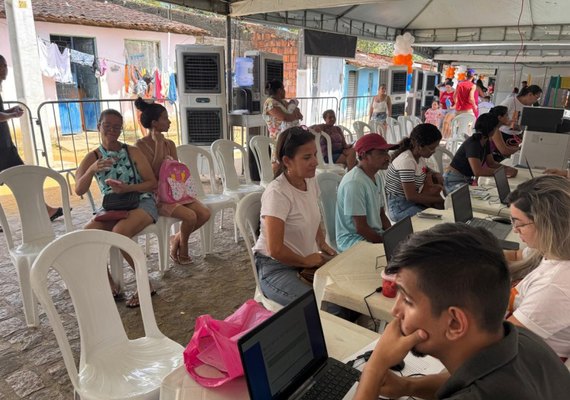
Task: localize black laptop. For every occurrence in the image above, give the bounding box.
[238,290,360,400]
[493,166,511,205]
[383,216,413,262]
[451,184,511,240]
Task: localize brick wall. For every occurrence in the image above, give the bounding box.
[251,32,298,97]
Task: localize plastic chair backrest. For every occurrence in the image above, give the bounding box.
[211,139,251,191]
[397,115,414,137]
[386,117,401,144]
[411,116,423,127]
[235,192,282,312]
[428,146,455,174]
[177,144,219,197]
[352,121,372,139]
[30,230,163,387]
[451,113,476,139]
[312,130,334,167]
[250,136,274,187]
[316,172,341,251]
[0,165,73,247]
[338,125,354,144]
[376,169,388,207]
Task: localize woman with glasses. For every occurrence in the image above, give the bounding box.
[253,126,336,306]
[505,175,570,359]
[134,98,210,266]
[75,109,158,307]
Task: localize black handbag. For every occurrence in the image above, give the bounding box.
[102,191,140,211]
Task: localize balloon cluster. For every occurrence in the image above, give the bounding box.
[454,65,467,81]
[392,32,415,74]
[445,66,456,80]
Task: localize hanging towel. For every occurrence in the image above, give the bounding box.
[99,59,108,76]
[161,71,170,98]
[124,64,130,95]
[167,72,177,104]
[70,49,94,66]
[154,69,162,100]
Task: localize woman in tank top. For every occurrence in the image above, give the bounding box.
[368,84,392,133]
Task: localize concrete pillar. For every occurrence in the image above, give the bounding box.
[5,0,47,165]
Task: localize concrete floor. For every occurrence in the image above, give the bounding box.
[0,182,256,399]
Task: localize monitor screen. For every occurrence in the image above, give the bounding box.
[383,216,413,262]
[451,184,473,223]
[304,29,357,58]
[520,107,564,133]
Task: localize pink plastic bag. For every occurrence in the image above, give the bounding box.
[183,299,274,387]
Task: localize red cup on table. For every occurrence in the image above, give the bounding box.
[381,270,398,298]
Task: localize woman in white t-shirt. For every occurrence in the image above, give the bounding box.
[385,124,444,222]
[253,127,336,306]
[505,175,570,359]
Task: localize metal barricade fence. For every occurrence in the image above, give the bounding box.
[36,98,180,174]
[2,101,48,167]
[295,97,338,127]
[337,95,375,133]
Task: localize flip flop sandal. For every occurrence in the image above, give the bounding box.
[126,290,157,308]
[49,207,64,222]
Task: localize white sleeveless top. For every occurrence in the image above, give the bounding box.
[372,98,388,114]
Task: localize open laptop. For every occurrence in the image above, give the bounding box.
[383,216,413,262]
[451,184,511,240]
[493,166,511,205]
[524,156,535,178]
[238,290,360,400]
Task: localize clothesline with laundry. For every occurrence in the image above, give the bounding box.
[35,37,177,103]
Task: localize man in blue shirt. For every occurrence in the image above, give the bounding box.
[335,134,397,252]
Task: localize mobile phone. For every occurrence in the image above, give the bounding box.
[417,212,442,219]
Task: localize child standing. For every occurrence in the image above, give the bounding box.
[424,101,443,128]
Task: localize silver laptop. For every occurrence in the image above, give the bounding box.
[451,184,511,240]
[493,166,511,205]
[238,290,360,400]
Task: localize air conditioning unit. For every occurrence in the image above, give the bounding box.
[176,45,228,146]
[421,72,438,108]
[243,51,284,113]
[385,66,408,118]
[411,69,424,117]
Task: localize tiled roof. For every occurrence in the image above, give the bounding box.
[0,0,208,36]
[346,50,434,69]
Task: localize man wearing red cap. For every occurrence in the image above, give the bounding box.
[335,134,398,252]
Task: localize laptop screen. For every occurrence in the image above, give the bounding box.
[493,167,511,204]
[238,291,327,400]
[451,184,473,223]
[383,216,413,262]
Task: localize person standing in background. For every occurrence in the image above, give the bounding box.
[454,69,478,117]
[0,54,64,225]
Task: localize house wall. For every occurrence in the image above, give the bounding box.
[0,19,195,103]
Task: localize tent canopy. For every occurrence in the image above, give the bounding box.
[162,0,570,64]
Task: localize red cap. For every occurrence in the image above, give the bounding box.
[354,133,398,155]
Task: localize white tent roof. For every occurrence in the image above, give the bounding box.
[166,0,570,64]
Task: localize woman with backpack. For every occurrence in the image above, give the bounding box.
[134,98,211,266]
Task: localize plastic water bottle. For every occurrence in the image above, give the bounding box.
[445,98,452,109]
[234,57,254,87]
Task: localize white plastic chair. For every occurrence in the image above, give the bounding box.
[448,113,476,153]
[397,115,415,138]
[386,117,402,144]
[30,230,183,400]
[177,144,238,255]
[410,116,423,127]
[427,146,455,174]
[249,136,275,188]
[352,121,372,139]
[0,165,73,327]
[316,172,342,251]
[235,192,282,312]
[337,124,354,144]
[311,130,346,176]
[210,139,264,201]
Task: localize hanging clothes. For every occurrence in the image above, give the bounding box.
[53,46,73,83]
[154,69,162,100]
[37,40,58,79]
[161,71,170,98]
[124,64,130,95]
[99,59,108,76]
[70,49,94,66]
[167,72,177,104]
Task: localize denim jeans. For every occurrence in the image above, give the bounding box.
[443,170,470,194]
[254,253,311,306]
[387,193,426,222]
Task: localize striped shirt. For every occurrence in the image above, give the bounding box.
[385,150,427,197]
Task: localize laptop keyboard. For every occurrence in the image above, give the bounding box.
[300,360,360,400]
[468,218,511,239]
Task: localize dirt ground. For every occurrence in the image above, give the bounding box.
[0,182,256,399]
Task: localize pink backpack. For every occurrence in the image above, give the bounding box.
[157,159,197,204]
